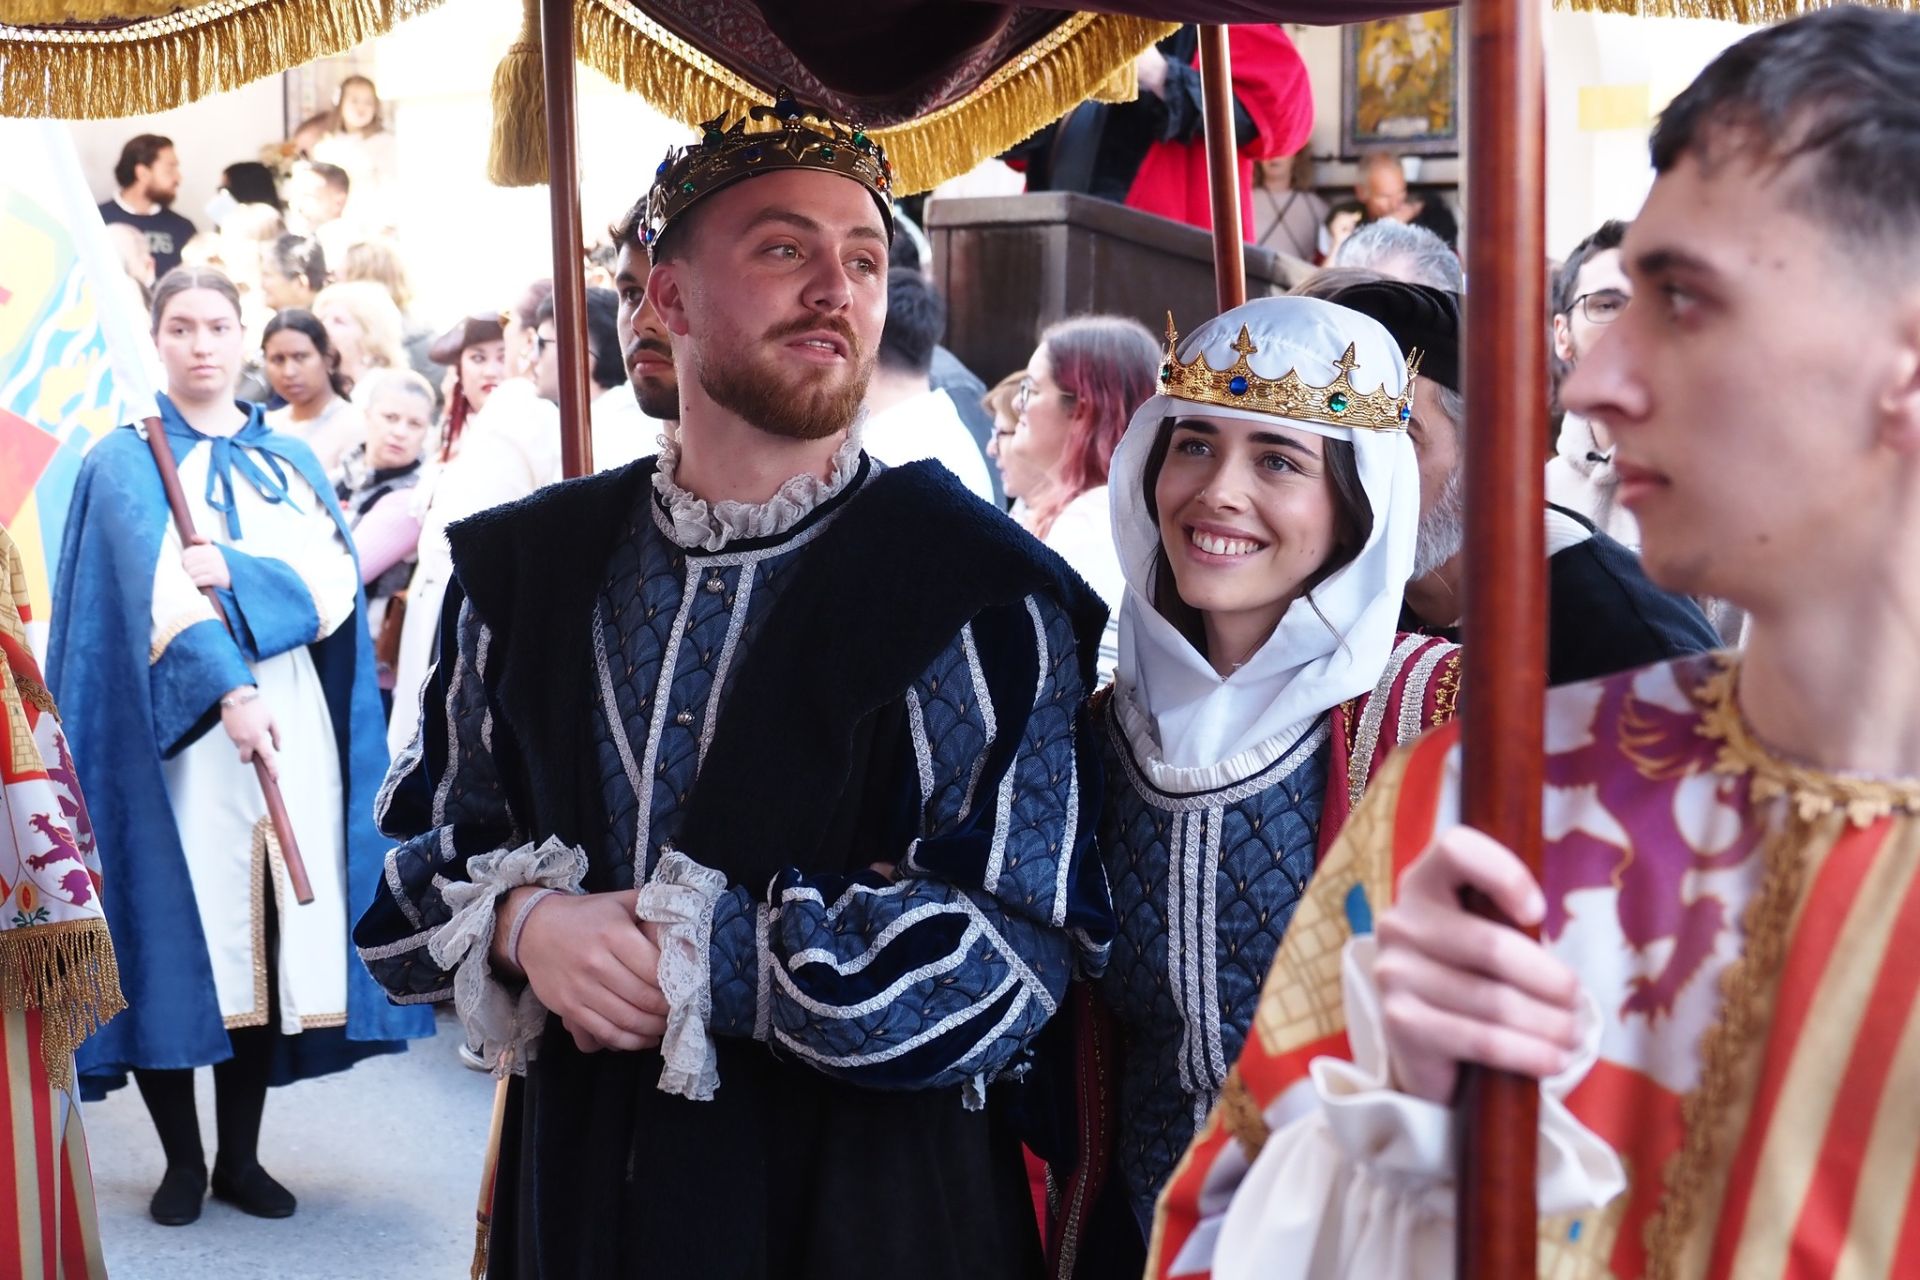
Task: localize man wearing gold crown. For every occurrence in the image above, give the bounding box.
[354,96,1110,1278]
[1149,9,1920,1279]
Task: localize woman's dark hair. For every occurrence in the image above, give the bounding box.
[150,265,241,335]
[221,161,283,211]
[1140,415,1374,655]
[263,308,353,400]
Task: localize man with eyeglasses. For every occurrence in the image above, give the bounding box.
[1549,220,1639,546]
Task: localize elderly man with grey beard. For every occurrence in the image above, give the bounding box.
[1304,275,1719,685]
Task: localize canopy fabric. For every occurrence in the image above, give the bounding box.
[0,0,447,120]
[578,2,1174,193]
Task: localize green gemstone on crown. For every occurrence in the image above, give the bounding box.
[1328,391,1350,414]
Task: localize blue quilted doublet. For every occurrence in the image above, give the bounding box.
[361,475,1105,1100]
[1094,706,1329,1232]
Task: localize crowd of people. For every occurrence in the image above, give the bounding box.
[12,7,1918,1278]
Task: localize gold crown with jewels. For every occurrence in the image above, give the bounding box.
[644,91,894,259]
[1159,314,1421,433]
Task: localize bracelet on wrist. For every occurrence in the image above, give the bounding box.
[219,687,261,710]
[505,887,560,972]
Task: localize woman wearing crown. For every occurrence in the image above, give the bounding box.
[1038,296,1458,1274]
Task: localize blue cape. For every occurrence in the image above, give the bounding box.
[47,397,433,1095]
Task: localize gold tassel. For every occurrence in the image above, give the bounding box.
[573,1,1177,196]
[0,0,450,121]
[487,0,549,188]
[0,918,125,1094]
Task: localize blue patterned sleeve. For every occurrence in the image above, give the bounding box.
[703,592,1111,1097]
[352,594,528,1001]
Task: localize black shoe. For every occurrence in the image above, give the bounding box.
[210,1161,297,1219]
[149,1162,207,1226]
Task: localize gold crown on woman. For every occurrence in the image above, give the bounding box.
[644,90,894,258]
[1159,314,1421,433]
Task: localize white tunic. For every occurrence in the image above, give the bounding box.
[147,441,361,1033]
[387,380,560,756]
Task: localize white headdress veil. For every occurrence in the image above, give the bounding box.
[1109,296,1423,778]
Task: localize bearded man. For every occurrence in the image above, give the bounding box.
[354,99,1109,1279]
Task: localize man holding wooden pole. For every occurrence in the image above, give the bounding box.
[1149,8,1920,1277]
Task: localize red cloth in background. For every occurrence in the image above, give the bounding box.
[1123,25,1314,241]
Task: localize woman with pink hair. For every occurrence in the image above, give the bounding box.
[992,315,1160,679]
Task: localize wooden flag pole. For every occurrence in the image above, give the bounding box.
[542,0,593,479]
[1456,0,1549,1273]
[140,418,315,906]
[1197,26,1246,312]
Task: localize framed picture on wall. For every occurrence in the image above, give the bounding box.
[1340,11,1461,158]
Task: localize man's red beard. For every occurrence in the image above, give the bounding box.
[696,315,872,442]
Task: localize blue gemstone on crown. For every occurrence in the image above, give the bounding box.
[1228,376,1249,396]
[1399,404,1412,423]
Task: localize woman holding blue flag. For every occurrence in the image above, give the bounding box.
[47,265,431,1228]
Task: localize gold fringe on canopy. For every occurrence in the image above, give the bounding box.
[2,0,183,21]
[1556,0,1920,18]
[0,0,447,120]
[0,918,124,1094]
[574,0,1176,196]
[488,0,549,186]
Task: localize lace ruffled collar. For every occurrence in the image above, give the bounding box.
[651,428,863,553]
[1697,655,1920,825]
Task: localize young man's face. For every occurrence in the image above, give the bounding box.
[1562,149,1917,613]
[533,320,561,404]
[616,242,679,420]
[652,168,888,441]
[1552,247,1631,367]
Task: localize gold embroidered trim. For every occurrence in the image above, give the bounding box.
[299,1012,347,1030]
[1696,656,1920,826]
[11,671,55,717]
[1430,652,1461,727]
[149,604,218,665]
[223,818,274,1031]
[1640,816,1812,1277]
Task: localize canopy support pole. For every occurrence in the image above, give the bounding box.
[1197,26,1245,312]
[1456,0,1548,1274]
[542,0,592,478]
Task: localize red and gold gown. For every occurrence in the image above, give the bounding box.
[1152,651,1920,1280]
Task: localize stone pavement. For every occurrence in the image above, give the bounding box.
[87,1007,497,1280]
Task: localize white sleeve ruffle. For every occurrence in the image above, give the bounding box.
[428,836,588,1077]
[634,849,730,1101]
[1206,935,1627,1280]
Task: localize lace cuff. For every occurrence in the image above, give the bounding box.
[635,849,731,1101]
[428,836,589,1077]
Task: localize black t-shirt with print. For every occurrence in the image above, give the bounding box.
[98,200,198,278]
